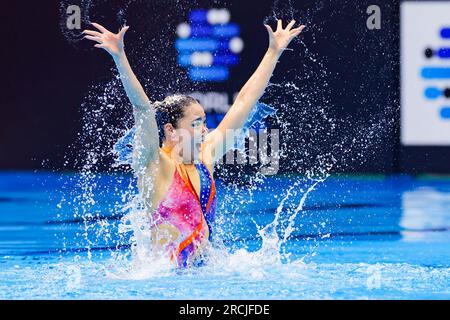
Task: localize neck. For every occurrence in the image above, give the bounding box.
[161,144,196,165]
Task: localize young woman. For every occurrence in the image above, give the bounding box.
[83,19,305,267]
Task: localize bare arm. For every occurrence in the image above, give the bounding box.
[83,23,159,174]
[204,19,305,162]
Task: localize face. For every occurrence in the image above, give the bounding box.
[164,102,208,162]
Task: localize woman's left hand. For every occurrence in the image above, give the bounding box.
[264,19,305,55]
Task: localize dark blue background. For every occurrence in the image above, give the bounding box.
[1,0,443,174]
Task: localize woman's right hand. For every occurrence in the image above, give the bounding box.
[83,22,129,58]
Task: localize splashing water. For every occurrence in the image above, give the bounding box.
[1,1,448,300]
[53,0,399,282]
[107,97,327,278]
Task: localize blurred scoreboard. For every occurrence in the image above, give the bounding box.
[173,8,248,129]
[401,1,450,146]
[175,8,244,82]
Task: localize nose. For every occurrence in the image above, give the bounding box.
[202,123,208,134]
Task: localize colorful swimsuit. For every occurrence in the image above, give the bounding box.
[152,149,216,268]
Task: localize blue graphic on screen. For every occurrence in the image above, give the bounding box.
[421,27,450,119]
[175,8,244,82]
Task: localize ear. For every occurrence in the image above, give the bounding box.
[164,123,174,132]
[164,123,176,140]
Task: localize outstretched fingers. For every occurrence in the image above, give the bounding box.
[82,29,102,37]
[264,24,274,34]
[84,35,102,44]
[290,25,306,36]
[118,25,129,39]
[286,19,296,31]
[277,19,282,31]
[91,22,108,33]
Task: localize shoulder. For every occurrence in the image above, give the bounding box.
[141,148,176,179]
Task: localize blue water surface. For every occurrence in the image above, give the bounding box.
[0,171,449,299]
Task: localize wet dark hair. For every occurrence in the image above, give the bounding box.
[153,94,199,147]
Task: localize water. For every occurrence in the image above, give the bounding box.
[11,1,442,300]
[1,171,449,299]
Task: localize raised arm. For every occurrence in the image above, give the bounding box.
[203,19,305,162]
[83,23,159,174]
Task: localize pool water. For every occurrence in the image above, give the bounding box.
[0,171,449,299]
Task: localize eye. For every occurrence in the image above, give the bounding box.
[191,120,202,128]
[191,118,206,128]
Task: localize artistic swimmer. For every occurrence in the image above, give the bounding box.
[83,18,305,267]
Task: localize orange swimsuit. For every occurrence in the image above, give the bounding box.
[152,149,216,267]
